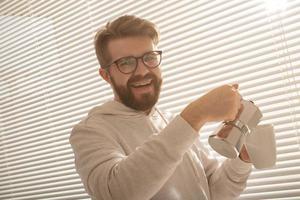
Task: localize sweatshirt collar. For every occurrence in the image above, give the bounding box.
[90,99,157,117]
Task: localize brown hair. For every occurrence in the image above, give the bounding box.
[94,15,160,68]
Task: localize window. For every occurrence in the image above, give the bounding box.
[0,0,299,199]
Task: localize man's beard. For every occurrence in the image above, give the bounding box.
[110,72,162,112]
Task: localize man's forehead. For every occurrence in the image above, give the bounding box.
[107,36,156,58]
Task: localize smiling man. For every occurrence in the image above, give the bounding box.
[70,15,252,200]
[102,36,162,113]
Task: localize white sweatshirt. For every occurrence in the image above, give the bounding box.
[69,100,252,200]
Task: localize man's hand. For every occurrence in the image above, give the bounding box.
[239,145,251,163]
[180,84,242,131]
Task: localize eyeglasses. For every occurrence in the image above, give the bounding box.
[104,50,162,74]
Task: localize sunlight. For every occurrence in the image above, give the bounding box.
[264,0,287,12]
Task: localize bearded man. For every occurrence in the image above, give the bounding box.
[70,15,252,200]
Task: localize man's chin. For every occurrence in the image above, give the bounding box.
[112,80,161,112]
[129,94,157,111]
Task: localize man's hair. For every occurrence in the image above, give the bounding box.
[94,15,160,68]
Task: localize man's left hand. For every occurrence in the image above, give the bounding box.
[239,145,251,163]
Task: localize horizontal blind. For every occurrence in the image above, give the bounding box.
[0,0,299,199]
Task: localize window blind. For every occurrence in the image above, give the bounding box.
[0,0,299,199]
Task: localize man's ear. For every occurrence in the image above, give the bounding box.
[99,68,111,84]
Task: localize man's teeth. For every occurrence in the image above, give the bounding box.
[132,79,152,87]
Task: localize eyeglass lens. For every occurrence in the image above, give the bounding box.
[116,51,161,74]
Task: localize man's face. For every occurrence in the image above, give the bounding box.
[105,36,162,113]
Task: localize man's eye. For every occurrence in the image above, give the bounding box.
[144,55,156,62]
[119,58,133,66]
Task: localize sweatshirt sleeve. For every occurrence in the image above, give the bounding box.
[193,139,252,200]
[69,115,199,200]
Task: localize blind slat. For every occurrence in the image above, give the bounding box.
[1,0,299,199]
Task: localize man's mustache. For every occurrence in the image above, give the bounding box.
[128,73,158,85]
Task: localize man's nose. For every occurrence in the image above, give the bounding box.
[134,59,150,76]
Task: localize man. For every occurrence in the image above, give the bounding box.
[69,15,252,200]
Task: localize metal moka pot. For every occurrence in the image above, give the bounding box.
[208,100,276,169]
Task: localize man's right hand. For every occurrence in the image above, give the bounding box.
[180,84,242,131]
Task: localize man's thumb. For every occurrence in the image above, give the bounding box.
[232,83,239,89]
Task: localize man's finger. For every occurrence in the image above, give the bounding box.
[232,83,239,90]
